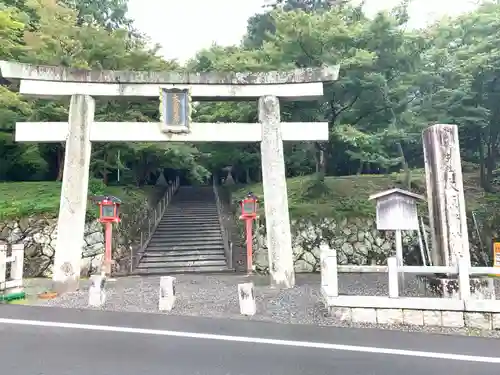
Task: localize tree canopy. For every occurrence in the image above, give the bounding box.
[2,0,500,195]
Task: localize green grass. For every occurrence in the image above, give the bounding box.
[233,170,489,219]
[0,181,150,220]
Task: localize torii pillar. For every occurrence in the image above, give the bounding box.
[0,60,339,292]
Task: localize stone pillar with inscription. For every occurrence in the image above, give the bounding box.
[258,95,295,289]
[421,124,493,299]
[422,124,470,267]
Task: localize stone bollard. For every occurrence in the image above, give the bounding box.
[238,282,256,316]
[159,276,176,311]
[88,274,106,307]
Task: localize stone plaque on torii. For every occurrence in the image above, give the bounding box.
[0,60,339,293]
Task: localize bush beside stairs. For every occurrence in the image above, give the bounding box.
[135,186,231,274]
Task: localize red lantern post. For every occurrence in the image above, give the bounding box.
[239,193,258,274]
[92,195,121,276]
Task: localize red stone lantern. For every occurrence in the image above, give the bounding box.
[98,196,121,224]
[239,193,258,273]
[90,195,122,276]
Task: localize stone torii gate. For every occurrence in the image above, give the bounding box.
[0,61,339,293]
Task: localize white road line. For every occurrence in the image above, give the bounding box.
[0,317,499,364]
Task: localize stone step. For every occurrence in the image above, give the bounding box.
[165,211,217,215]
[137,259,227,269]
[143,249,226,257]
[160,216,219,220]
[166,206,217,209]
[141,254,226,263]
[152,229,222,236]
[156,223,221,230]
[163,211,219,219]
[151,232,222,239]
[158,218,220,226]
[148,238,223,246]
[134,265,232,275]
[146,243,225,251]
[163,210,217,213]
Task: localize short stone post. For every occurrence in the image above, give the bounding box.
[10,244,25,294]
[423,124,470,267]
[320,244,338,297]
[0,244,7,291]
[88,274,106,307]
[259,95,295,289]
[238,282,256,316]
[458,256,471,300]
[159,276,176,312]
[387,257,399,298]
[53,95,95,294]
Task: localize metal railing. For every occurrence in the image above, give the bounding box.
[129,176,180,272]
[213,179,233,269]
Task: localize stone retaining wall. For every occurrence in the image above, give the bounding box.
[252,217,424,273]
[0,195,153,277]
[329,307,500,330]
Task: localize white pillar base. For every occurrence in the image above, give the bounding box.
[238,282,256,316]
[159,276,176,312]
[88,275,106,307]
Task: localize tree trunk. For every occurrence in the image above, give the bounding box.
[102,170,109,185]
[56,144,65,181]
[479,134,487,189]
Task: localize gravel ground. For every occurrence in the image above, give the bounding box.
[22,273,500,338]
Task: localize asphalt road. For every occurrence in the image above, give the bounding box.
[0,305,499,375]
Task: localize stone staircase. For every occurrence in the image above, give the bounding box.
[135,186,230,274]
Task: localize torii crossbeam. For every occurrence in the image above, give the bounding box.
[0,60,340,292]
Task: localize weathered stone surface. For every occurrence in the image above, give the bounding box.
[352,308,377,323]
[252,217,424,273]
[442,311,465,327]
[330,307,351,321]
[403,309,424,325]
[0,60,340,85]
[377,308,403,325]
[259,95,294,288]
[465,312,492,330]
[492,313,500,329]
[423,310,442,326]
[423,124,470,267]
[0,196,152,277]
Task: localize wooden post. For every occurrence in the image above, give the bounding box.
[10,244,24,293]
[0,244,6,291]
[395,229,404,288]
[388,257,399,298]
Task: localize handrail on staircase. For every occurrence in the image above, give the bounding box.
[130,176,180,272]
[213,178,233,270]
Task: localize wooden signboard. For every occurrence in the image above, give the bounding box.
[159,88,191,134]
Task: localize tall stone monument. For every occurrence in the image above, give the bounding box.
[422,124,470,267]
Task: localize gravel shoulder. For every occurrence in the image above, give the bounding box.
[22,273,500,338]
